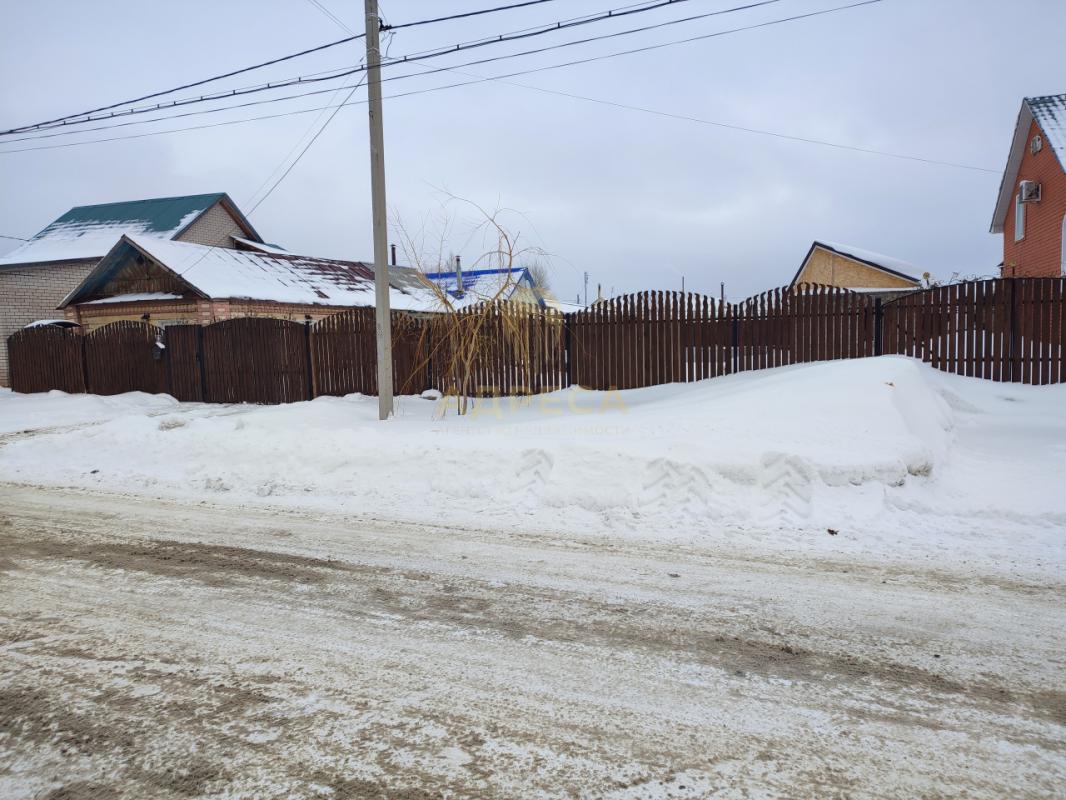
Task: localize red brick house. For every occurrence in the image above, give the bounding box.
[991,94,1066,277]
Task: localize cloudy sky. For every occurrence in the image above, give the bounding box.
[1,0,1062,302]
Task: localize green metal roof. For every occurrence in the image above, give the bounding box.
[0,192,263,267]
[42,192,226,235]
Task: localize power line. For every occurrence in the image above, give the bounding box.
[2,0,874,147]
[249,76,368,213]
[382,0,564,30]
[2,0,681,135]
[304,0,356,35]
[0,34,362,136]
[8,0,779,136]
[1,0,982,176]
[0,233,30,241]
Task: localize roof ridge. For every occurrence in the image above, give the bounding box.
[65,192,226,212]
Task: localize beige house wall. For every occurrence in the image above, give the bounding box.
[795,248,918,290]
[176,201,246,247]
[0,260,97,386]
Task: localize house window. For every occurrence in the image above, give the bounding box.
[1015,192,1025,242]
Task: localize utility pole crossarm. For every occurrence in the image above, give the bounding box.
[365,0,393,420]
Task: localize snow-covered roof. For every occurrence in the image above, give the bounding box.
[62,235,427,311]
[415,267,539,310]
[232,237,289,254]
[0,193,246,268]
[811,241,923,282]
[991,94,1066,233]
[1029,94,1066,166]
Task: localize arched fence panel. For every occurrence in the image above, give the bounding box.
[311,308,431,398]
[203,317,310,404]
[570,291,735,391]
[311,307,378,397]
[8,326,86,395]
[84,321,167,396]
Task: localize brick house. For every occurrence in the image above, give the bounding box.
[0,193,261,385]
[790,241,923,297]
[991,94,1066,277]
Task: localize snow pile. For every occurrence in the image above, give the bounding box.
[1,357,1063,569]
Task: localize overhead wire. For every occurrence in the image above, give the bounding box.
[0,1,993,175]
[4,0,713,134]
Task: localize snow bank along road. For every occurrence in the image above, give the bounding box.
[0,358,1064,796]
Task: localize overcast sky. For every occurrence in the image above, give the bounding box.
[1,0,1063,302]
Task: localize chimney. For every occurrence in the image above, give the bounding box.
[454,255,464,295]
[390,243,396,266]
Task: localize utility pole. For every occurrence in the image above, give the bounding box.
[365,0,392,420]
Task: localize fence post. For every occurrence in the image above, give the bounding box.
[196,325,208,403]
[1009,277,1019,383]
[80,334,90,394]
[304,319,315,400]
[163,327,174,398]
[873,298,883,357]
[730,309,739,374]
[563,313,573,388]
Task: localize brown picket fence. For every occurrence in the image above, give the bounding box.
[312,307,430,397]
[7,278,1066,403]
[423,302,567,397]
[7,325,86,394]
[882,278,1066,383]
[83,320,167,396]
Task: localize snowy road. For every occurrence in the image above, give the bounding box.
[1,485,1063,799]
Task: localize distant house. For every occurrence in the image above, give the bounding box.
[790,241,923,296]
[59,235,427,330]
[0,193,261,385]
[990,94,1066,277]
[388,259,543,310]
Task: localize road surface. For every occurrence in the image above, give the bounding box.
[0,484,1063,798]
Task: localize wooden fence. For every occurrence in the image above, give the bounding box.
[8,278,1066,403]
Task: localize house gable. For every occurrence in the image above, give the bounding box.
[790,242,921,290]
[992,95,1066,234]
[59,236,203,308]
[175,195,262,247]
[996,101,1066,277]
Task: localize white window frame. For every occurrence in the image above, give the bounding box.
[1015,192,1025,242]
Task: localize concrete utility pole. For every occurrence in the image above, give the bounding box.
[365,0,393,420]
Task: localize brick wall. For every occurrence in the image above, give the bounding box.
[176,200,246,247]
[0,260,96,386]
[1003,119,1066,278]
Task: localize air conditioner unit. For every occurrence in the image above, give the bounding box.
[1020,180,1042,202]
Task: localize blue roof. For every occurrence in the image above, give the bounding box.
[423,266,533,299]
